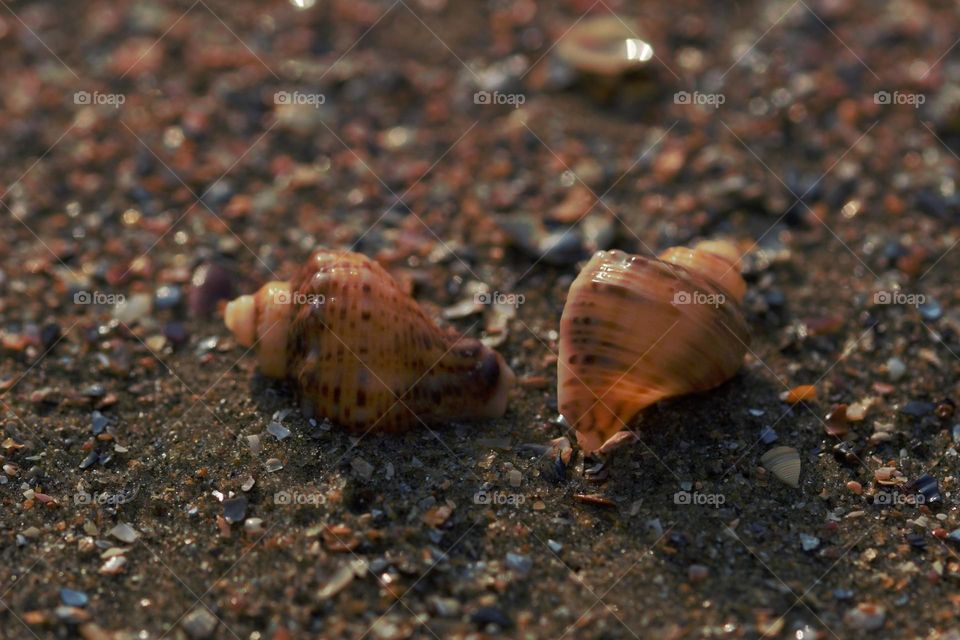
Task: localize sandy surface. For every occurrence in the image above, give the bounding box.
[2,1,960,638]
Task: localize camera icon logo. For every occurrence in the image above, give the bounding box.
[672,291,692,305]
[474,91,492,105]
[674,91,691,105]
[74,291,91,304]
[873,291,892,304]
[274,91,292,105]
[274,491,292,505]
[74,91,91,105]
[473,490,491,505]
[274,289,292,305]
[874,91,891,105]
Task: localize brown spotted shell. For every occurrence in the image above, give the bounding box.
[558,240,750,452]
[225,250,514,432]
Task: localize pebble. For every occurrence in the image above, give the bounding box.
[800,533,821,551]
[223,496,248,523]
[267,421,290,440]
[783,385,817,404]
[265,458,283,472]
[108,523,139,543]
[244,518,264,535]
[918,298,943,321]
[112,293,152,324]
[687,564,709,583]
[188,262,235,317]
[351,457,375,480]
[99,555,127,575]
[505,552,532,576]
[843,602,886,631]
[60,587,89,607]
[547,539,563,553]
[471,606,512,629]
[759,425,778,444]
[508,469,522,487]
[154,284,182,310]
[181,607,218,639]
[901,401,935,417]
[886,357,906,381]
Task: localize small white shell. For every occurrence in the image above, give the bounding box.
[761,446,801,488]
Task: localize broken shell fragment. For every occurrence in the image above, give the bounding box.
[555,16,655,77]
[224,250,515,432]
[761,446,801,488]
[558,239,750,452]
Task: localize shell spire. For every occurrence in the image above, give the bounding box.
[557,239,750,452]
[225,250,515,432]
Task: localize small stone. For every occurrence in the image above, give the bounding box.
[265,458,283,472]
[901,400,935,417]
[108,523,139,544]
[351,457,374,480]
[317,564,356,600]
[154,285,182,310]
[112,293,153,325]
[267,421,290,440]
[759,425,778,444]
[846,400,869,421]
[547,539,563,553]
[508,469,522,487]
[471,606,512,629]
[189,263,235,317]
[91,411,109,435]
[687,564,709,583]
[800,533,820,551]
[505,552,532,576]
[241,477,255,492]
[60,588,89,607]
[99,555,127,575]
[918,298,942,321]
[223,497,248,523]
[886,357,906,381]
[783,385,817,404]
[846,481,863,495]
[244,518,265,535]
[430,597,461,617]
[844,602,885,631]
[181,607,218,639]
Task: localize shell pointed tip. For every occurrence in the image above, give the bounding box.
[224,294,256,347]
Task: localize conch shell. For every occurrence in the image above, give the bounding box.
[224,250,515,432]
[558,240,750,452]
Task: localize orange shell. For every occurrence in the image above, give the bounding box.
[558,240,750,452]
[225,250,514,432]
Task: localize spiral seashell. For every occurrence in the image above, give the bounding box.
[224,250,515,432]
[558,240,750,452]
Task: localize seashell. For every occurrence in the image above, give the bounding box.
[555,16,655,78]
[557,239,750,452]
[224,250,515,432]
[761,446,801,488]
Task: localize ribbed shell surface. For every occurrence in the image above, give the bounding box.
[558,248,750,451]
